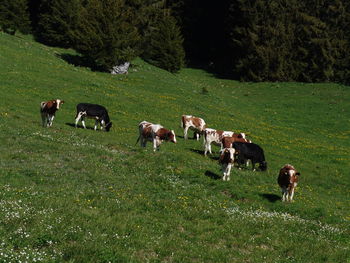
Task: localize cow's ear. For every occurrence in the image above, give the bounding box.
[61,100,65,104]
[296,172,300,176]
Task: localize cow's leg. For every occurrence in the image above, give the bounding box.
[75,112,84,128]
[208,143,212,155]
[141,137,146,147]
[281,187,287,202]
[251,161,256,171]
[153,138,157,152]
[196,132,200,141]
[94,120,99,131]
[226,163,232,181]
[184,126,189,140]
[81,117,86,129]
[49,115,54,127]
[100,119,105,130]
[41,112,47,127]
[289,188,295,202]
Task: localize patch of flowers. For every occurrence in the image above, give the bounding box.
[0,241,62,263]
[224,206,343,236]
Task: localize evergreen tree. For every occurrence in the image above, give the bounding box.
[143,14,185,73]
[292,0,335,82]
[35,0,81,47]
[322,0,350,84]
[72,0,140,71]
[0,0,31,35]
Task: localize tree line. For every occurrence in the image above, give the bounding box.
[1,0,349,84]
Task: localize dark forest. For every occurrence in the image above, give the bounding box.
[1,0,349,83]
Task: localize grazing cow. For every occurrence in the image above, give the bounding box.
[203,128,235,156]
[75,103,112,132]
[137,121,176,151]
[40,99,64,127]
[221,133,251,148]
[219,148,236,181]
[278,164,300,202]
[232,142,267,171]
[181,115,206,140]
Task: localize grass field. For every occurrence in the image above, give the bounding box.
[0,32,349,262]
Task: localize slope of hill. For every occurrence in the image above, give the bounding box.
[0,32,349,262]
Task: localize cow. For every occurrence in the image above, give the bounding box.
[75,103,112,132]
[203,128,235,156]
[231,142,267,171]
[219,148,236,181]
[137,121,176,151]
[278,164,300,202]
[221,134,251,148]
[40,99,64,127]
[181,115,206,140]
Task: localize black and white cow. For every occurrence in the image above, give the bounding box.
[232,142,267,171]
[75,103,112,132]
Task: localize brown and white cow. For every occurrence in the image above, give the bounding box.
[219,148,236,181]
[221,133,251,148]
[181,115,206,140]
[203,128,235,156]
[137,121,176,151]
[40,99,64,127]
[278,164,301,202]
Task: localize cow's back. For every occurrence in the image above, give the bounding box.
[77,103,110,121]
[233,142,265,161]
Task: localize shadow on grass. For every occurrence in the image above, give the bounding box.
[205,170,221,180]
[65,122,95,130]
[189,148,219,160]
[260,193,280,203]
[189,148,205,155]
[178,135,201,140]
[57,53,106,72]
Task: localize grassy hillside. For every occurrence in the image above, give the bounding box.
[0,32,349,262]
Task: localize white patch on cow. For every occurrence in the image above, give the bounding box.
[56,99,61,109]
[151,124,163,133]
[171,130,176,143]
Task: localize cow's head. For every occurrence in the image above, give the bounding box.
[219,148,235,164]
[55,99,64,109]
[168,130,176,143]
[105,122,112,132]
[260,161,268,171]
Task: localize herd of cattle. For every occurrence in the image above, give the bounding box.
[40,99,301,202]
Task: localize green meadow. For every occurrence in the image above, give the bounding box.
[0,32,349,262]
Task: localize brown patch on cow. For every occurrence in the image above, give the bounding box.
[222,136,251,148]
[181,115,187,128]
[156,128,175,142]
[41,99,63,114]
[278,164,300,191]
[191,117,202,127]
[219,149,233,164]
[216,130,224,139]
[142,126,153,139]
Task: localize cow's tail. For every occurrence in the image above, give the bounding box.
[135,135,141,145]
[203,129,208,146]
[40,102,47,111]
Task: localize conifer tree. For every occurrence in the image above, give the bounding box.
[0,0,31,35]
[143,14,185,73]
[71,0,140,71]
[35,0,81,47]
